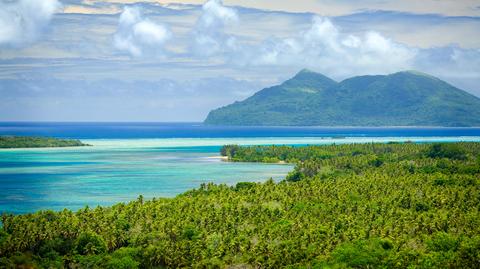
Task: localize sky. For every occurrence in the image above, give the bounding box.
[1,0,480,121]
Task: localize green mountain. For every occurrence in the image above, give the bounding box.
[204,69,480,126]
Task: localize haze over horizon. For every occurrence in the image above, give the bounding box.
[1,0,480,121]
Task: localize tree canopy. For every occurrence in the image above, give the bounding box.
[1,142,479,268]
[0,136,89,148]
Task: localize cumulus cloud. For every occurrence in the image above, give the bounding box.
[412,46,480,92]
[188,9,417,77]
[248,16,417,77]
[0,0,61,46]
[114,6,171,57]
[192,0,238,57]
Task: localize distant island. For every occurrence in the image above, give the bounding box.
[204,69,480,126]
[0,136,90,149]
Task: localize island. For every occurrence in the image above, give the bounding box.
[1,142,479,268]
[204,69,480,126]
[0,136,90,149]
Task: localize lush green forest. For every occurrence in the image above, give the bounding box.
[1,142,479,268]
[0,136,89,148]
[204,69,480,126]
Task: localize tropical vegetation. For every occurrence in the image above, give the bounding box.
[0,136,89,148]
[204,69,480,126]
[1,142,479,268]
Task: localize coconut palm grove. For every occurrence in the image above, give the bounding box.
[1,142,479,268]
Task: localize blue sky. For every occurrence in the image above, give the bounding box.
[1,0,480,121]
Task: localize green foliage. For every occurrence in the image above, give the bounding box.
[205,69,480,126]
[0,229,9,259]
[220,144,240,157]
[427,232,459,252]
[0,136,89,148]
[0,253,40,268]
[369,157,384,167]
[426,143,467,160]
[331,238,393,267]
[234,181,256,191]
[456,236,480,268]
[286,170,304,182]
[1,142,479,268]
[433,178,454,186]
[38,236,74,258]
[106,248,141,269]
[76,232,107,255]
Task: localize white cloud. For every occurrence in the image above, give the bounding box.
[68,0,480,17]
[192,0,238,57]
[413,46,480,91]
[2,1,480,105]
[187,9,418,77]
[114,6,171,57]
[0,0,61,46]
[248,16,416,77]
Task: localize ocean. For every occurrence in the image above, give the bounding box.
[1,122,480,214]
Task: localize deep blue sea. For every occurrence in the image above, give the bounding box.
[1,122,480,139]
[1,122,480,214]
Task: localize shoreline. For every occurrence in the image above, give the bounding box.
[3,136,480,151]
[205,156,229,161]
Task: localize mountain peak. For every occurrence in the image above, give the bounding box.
[284,69,337,91]
[297,68,315,74]
[289,69,337,83]
[293,69,329,79]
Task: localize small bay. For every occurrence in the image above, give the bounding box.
[1,123,480,214]
[0,143,293,214]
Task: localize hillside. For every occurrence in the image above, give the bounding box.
[204,70,480,126]
[1,142,479,268]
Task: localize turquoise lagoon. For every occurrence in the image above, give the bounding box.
[2,136,480,214]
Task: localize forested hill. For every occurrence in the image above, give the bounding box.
[204,69,480,126]
[1,142,479,268]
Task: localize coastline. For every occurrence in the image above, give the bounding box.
[205,156,229,161]
[81,136,480,148]
[3,136,480,151]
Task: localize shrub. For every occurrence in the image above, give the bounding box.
[235,182,256,191]
[426,143,467,160]
[427,232,458,252]
[415,202,430,212]
[39,237,74,257]
[107,248,141,269]
[455,236,480,268]
[433,178,454,186]
[107,256,139,269]
[75,232,107,255]
[369,157,384,167]
[220,145,240,157]
[331,238,393,267]
[182,226,200,240]
[286,170,304,182]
